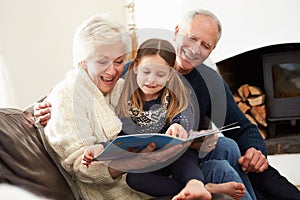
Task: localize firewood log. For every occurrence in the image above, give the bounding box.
[258,126,268,139]
[248,85,263,96]
[238,102,251,114]
[237,84,250,101]
[233,93,242,103]
[250,105,267,127]
[247,94,265,106]
[234,84,268,139]
[245,113,258,125]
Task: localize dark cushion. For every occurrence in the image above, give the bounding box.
[0,107,77,199]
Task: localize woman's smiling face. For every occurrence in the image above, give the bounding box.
[85,41,125,94]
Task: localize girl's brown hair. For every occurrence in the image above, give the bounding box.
[116,38,190,123]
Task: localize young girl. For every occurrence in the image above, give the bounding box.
[83,38,247,200]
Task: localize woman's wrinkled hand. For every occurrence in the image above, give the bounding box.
[33,101,52,126]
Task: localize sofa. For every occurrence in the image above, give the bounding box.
[0,105,79,199]
[0,104,236,200]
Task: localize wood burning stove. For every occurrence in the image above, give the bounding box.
[262,50,300,136]
[217,43,300,137]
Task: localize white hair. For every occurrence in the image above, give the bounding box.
[180,9,222,43]
[72,14,132,68]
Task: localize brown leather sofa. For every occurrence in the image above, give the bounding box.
[0,106,79,199]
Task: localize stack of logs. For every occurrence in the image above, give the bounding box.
[233,84,268,139]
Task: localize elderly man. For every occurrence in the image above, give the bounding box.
[171,9,300,200]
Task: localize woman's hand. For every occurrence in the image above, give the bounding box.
[33,101,52,126]
[165,123,188,139]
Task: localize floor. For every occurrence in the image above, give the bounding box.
[265,121,300,186]
[268,153,300,186]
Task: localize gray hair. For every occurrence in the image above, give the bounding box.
[180,9,222,43]
[72,14,131,68]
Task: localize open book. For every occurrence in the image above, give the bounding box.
[96,123,240,161]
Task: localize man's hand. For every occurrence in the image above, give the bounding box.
[33,101,52,126]
[238,147,268,173]
[190,130,218,152]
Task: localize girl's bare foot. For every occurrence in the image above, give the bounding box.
[172,179,212,200]
[205,182,245,200]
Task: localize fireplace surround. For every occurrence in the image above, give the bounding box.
[216,43,300,137]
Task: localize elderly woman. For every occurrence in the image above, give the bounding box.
[43,14,184,200]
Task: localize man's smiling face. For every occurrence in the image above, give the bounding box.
[174,14,219,74]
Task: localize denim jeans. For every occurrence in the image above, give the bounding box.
[200,137,257,200]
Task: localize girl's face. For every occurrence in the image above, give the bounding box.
[134,54,171,101]
[85,41,125,94]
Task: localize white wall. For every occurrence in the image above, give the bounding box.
[1,0,300,109]
[0,0,127,109]
[135,0,300,62]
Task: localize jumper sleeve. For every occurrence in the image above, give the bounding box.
[44,75,120,186]
[171,106,195,132]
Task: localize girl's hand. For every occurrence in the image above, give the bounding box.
[82,144,105,168]
[82,149,94,168]
[165,123,188,139]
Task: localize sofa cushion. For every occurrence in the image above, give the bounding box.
[0,108,76,199]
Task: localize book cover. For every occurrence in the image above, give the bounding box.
[96,123,240,161]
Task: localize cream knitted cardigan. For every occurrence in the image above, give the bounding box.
[44,68,149,200]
